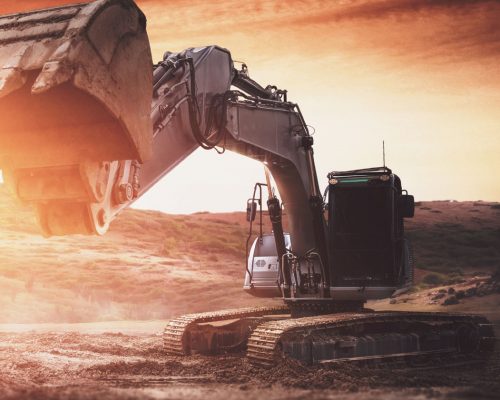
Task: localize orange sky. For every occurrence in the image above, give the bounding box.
[1,0,499,212]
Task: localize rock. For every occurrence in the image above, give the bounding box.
[438,288,447,294]
[448,287,456,294]
[432,293,446,300]
[389,299,397,304]
[443,296,459,306]
[455,290,466,299]
[465,287,477,297]
[477,284,492,297]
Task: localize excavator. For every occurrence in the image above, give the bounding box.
[0,0,494,366]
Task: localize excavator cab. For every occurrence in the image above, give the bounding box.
[245,167,415,301]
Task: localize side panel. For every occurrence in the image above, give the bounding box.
[244,234,290,298]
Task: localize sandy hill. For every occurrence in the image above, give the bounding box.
[408,201,500,276]
[0,186,498,323]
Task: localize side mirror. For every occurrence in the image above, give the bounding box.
[246,200,257,222]
[400,194,415,218]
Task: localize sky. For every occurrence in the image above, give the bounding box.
[1,0,499,213]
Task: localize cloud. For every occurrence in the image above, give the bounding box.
[3,0,499,63]
[1,0,499,82]
[127,0,500,68]
[330,0,500,63]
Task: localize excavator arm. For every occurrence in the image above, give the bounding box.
[0,1,327,276]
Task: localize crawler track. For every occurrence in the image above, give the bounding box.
[247,311,495,366]
[164,307,495,367]
[164,305,290,355]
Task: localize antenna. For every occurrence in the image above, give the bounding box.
[382,140,386,168]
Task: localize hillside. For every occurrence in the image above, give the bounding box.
[409,201,500,275]
[0,186,498,323]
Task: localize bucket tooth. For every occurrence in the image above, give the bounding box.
[0,46,32,98]
[0,68,26,98]
[31,60,73,94]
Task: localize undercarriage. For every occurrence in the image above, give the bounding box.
[164,305,496,367]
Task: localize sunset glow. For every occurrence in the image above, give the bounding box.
[0,3,499,397]
[1,0,499,213]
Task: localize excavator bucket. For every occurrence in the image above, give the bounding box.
[0,0,153,171]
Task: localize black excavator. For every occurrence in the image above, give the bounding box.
[0,0,494,366]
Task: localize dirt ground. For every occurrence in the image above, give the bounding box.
[0,318,498,400]
[0,191,499,399]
